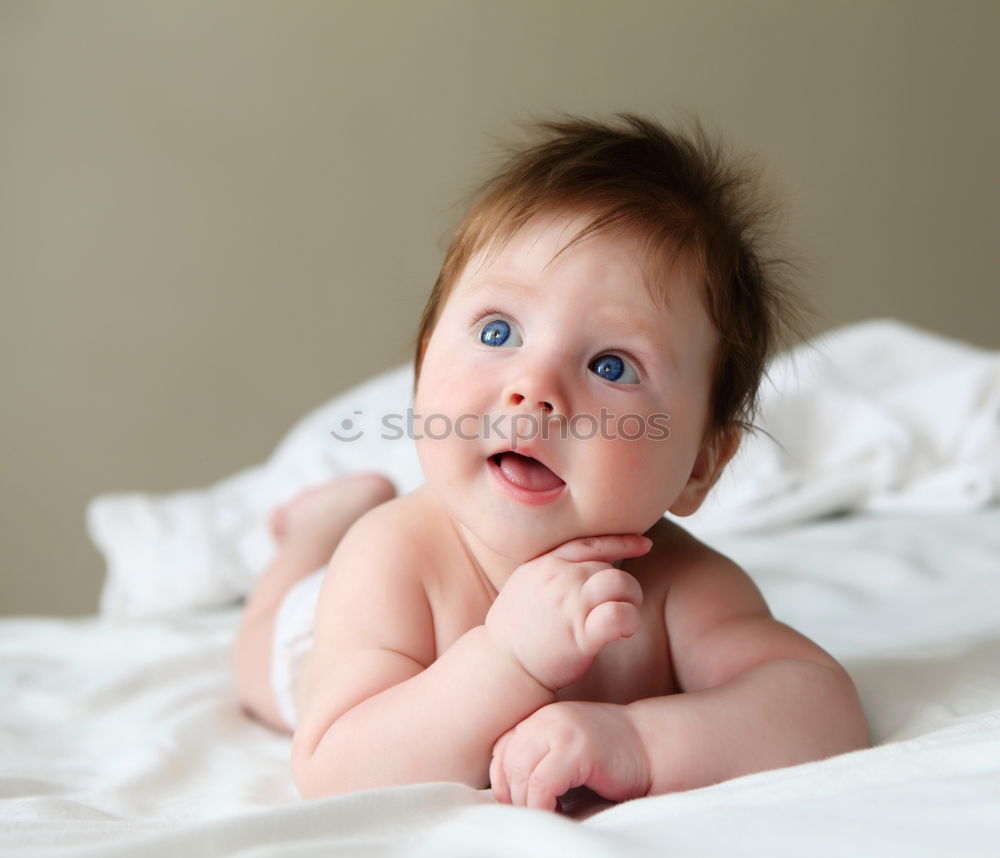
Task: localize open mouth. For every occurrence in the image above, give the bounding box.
[489,451,566,494]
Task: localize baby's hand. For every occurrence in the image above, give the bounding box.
[485,534,650,691]
[490,700,651,811]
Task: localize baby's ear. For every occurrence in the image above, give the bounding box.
[668,423,741,517]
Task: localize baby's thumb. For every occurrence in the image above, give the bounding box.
[582,600,643,655]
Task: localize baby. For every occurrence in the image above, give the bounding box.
[233,114,870,811]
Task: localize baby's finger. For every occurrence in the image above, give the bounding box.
[580,567,644,615]
[549,534,652,565]
[490,731,514,804]
[525,751,578,812]
[582,601,642,654]
[503,734,550,808]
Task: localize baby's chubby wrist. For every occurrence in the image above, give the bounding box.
[475,623,559,703]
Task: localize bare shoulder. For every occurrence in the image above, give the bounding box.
[651,518,766,607]
[335,483,447,560]
[637,517,773,644]
[628,517,759,605]
[309,485,448,662]
[639,517,841,692]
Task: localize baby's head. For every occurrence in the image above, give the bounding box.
[412,114,807,556]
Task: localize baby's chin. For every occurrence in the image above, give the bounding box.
[462,521,561,564]
[446,506,573,562]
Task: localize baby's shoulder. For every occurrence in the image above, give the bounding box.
[335,483,455,572]
[314,486,450,653]
[325,485,487,658]
[629,517,730,576]
[630,518,761,607]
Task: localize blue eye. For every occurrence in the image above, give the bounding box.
[589,354,639,384]
[481,319,509,346]
[479,318,522,348]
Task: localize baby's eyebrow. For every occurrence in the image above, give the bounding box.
[471,276,536,299]
[599,313,677,367]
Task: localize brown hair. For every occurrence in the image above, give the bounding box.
[414,113,812,443]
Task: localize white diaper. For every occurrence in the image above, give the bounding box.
[271,568,325,730]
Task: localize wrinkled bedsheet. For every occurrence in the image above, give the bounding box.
[4,508,1000,857]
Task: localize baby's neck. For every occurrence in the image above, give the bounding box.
[449,519,522,598]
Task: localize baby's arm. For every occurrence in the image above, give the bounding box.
[628,552,870,794]
[291,503,649,798]
[291,504,549,797]
[490,550,870,809]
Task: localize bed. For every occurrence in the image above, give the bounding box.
[4,319,999,857]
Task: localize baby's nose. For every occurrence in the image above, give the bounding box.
[507,391,554,413]
[502,359,568,416]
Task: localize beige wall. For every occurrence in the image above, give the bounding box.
[2,0,997,616]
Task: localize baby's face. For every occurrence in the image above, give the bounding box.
[415,212,720,562]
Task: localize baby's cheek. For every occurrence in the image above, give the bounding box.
[607,435,661,483]
[581,438,670,527]
[646,438,690,505]
[416,431,460,483]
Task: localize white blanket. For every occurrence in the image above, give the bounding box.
[4,508,1000,856]
[86,318,1000,619]
[8,318,1000,855]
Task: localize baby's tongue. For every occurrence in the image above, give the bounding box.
[497,452,564,492]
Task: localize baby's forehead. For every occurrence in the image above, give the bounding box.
[456,220,686,316]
